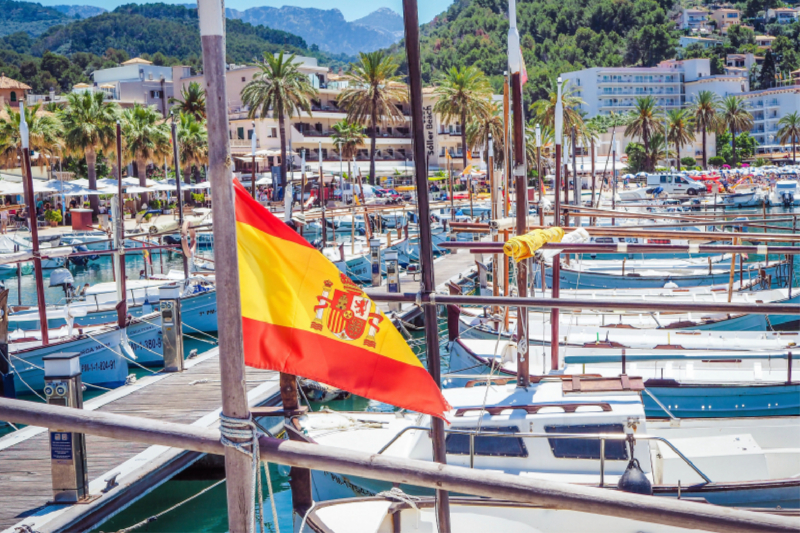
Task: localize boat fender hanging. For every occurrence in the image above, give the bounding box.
[617,457,652,495]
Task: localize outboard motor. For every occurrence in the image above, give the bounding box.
[49,268,76,299]
[782,192,794,207]
[163,234,182,246]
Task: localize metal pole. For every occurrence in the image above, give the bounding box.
[536,124,543,227]
[511,78,529,387]
[301,149,306,214]
[572,126,578,211]
[503,73,511,218]
[196,2,255,532]
[612,148,617,227]
[550,254,560,371]
[170,116,189,279]
[19,103,48,345]
[116,122,128,324]
[402,1,451,530]
[251,120,257,199]
[554,77,563,226]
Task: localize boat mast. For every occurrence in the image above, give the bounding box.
[19,103,49,345]
[509,0,530,388]
[402,0,451,530]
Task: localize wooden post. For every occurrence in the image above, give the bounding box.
[489,135,499,315]
[590,140,596,215]
[19,104,48,345]
[727,236,738,303]
[170,118,190,279]
[402,0,451,530]
[197,2,255,531]
[0,289,10,398]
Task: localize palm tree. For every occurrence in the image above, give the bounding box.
[121,104,169,207]
[666,108,695,172]
[338,51,408,184]
[530,78,585,145]
[170,81,206,121]
[466,102,504,168]
[719,95,753,166]
[433,65,492,170]
[61,91,120,214]
[0,103,62,179]
[176,112,208,204]
[625,96,663,172]
[690,91,720,169]
[777,111,800,164]
[242,52,316,188]
[647,132,674,168]
[525,124,554,175]
[331,119,365,178]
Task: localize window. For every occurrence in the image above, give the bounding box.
[247,129,254,140]
[237,127,244,140]
[446,426,528,457]
[271,128,277,138]
[545,424,627,460]
[9,91,16,102]
[242,77,246,82]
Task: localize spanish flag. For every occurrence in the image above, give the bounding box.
[234,180,451,419]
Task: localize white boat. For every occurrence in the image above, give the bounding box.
[770,180,800,207]
[300,380,800,508]
[300,496,742,533]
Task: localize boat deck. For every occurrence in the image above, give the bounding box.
[0,348,280,533]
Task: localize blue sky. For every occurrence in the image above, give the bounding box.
[36,0,454,23]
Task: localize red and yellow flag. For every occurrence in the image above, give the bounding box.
[234,180,451,419]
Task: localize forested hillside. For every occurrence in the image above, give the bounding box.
[0,3,352,95]
[389,0,677,100]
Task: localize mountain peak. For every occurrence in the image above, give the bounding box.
[353,7,404,34]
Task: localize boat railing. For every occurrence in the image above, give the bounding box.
[376,425,712,486]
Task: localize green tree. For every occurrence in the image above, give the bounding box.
[170,81,206,120]
[0,103,62,179]
[758,49,777,90]
[330,119,365,179]
[690,90,720,169]
[719,96,754,166]
[625,23,675,66]
[625,142,647,174]
[121,103,169,205]
[625,96,663,171]
[727,25,755,51]
[530,78,586,145]
[666,108,695,172]
[176,112,208,203]
[241,51,317,187]
[433,65,493,170]
[526,124,554,176]
[61,91,120,214]
[466,102,505,168]
[777,111,800,163]
[338,51,407,184]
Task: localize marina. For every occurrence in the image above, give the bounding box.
[0,0,799,531]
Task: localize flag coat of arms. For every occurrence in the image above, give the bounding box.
[233,180,451,419]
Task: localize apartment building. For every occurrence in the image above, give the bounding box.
[177,55,481,178]
[740,86,800,158]
[710,8,741,33]
[89,58,191,114]
[755,35,776,49]
[681,8,710,31]
[766,7,799,23]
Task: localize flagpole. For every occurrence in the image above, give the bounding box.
[402,1,451,531]
[509,0,530,388]
[197,2,258,531]
[554,76,563,226]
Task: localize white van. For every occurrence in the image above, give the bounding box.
[646,174,704,195]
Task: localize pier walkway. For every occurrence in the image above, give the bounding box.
[0,348,280,533]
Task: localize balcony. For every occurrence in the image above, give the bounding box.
[230,139,260,152]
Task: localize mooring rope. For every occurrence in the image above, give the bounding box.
[219,413,280,533]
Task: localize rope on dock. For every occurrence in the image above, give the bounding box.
[219,413,280,533]
[84,334,161,375]
[3,352,46,401]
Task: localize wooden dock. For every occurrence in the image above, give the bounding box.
[0,348,280,533]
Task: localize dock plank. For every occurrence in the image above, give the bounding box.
[0,349,279,532]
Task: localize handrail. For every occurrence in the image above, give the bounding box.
[375,426,712,484]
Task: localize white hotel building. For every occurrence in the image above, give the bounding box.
[563,57,800,162]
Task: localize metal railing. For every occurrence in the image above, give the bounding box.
[376,426,712,486]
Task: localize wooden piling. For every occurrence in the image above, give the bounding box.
[402,0,451,529]
[197,2,255,531]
